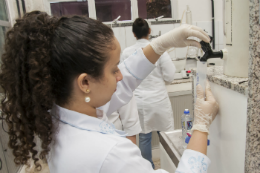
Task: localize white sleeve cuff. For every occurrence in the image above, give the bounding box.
[176,149,211,173]
[124,48,155,80]
[124,121,142,136]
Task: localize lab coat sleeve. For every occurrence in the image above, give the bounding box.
[175,149,211,173]
[100,48,155,116]
[100,139,168,173]
[118,95,142,136]
[159,52,176,83]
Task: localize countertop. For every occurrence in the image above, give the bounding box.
[167,78,192,95]
[171,78,192,85]
[191,66,248,96]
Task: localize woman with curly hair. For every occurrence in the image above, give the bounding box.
[0,11,218,173]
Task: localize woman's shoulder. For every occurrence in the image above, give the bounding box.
[49,130,131,172]
[55,124,127,149]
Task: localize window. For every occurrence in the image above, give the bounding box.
[138,0,172,19]
[0,26,8,56]
[95,0,131,22]
[0,0,8,21]
[50,1,89,17]
[0,0,10,57]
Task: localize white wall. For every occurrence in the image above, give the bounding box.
[207,82,247,173]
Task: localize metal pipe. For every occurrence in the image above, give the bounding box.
[21,0,26,14]
[16,0,21,18]
[211,0,215,49]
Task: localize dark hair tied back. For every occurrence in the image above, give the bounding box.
[136,18,145,27]
[0,11,114,171]
[132,18,150,39]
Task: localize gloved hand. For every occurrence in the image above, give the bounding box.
[191,81,219,134]
[150,24,210,55]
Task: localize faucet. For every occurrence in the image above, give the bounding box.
[149,31,162,40]
[155,15,164,21]
[199,36,223,62]
[112,16,121,24]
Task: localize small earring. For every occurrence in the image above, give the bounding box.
[86,89,90,94]
[85,97,91,103]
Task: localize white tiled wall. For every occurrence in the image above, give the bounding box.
[124,26,136,48]
[150,24,175,36]
[112,27,127,51]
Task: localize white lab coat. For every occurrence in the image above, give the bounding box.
[108,96,142,136]
[48,48,211,173]
[121,39,176,134]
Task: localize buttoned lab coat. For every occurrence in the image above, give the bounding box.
[108,95,142,136]
[121,39,176,134]
[48,48,211,173]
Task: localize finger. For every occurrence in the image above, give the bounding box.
[206,80,211,91]
[188,29,210,43]
[212,102,219,121]
[205,81,216,102]
[196,84,204,100]
[191,25,210,42]
[185,40,201,48]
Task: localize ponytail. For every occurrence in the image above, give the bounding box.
[0,11,58,170]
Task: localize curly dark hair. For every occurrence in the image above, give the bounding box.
[0,11,114,171]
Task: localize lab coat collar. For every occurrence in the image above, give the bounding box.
[50,104,127,137]
[136,39,150,44]
[136,38,150,43]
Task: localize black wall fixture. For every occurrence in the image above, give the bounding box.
[15,0,21,18]
[211,0,215,49]
[21,0,26,14]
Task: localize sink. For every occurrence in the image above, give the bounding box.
[165,130,185,156]
[159,130,185,167]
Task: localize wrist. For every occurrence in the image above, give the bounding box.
[187,129,209,155]
[150,38,166,55]
[193,130,208,137]
[191,124,210,135]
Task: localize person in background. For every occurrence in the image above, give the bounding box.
[121,18,176,168]
[0,11,217,173]
[109,96,141,144]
